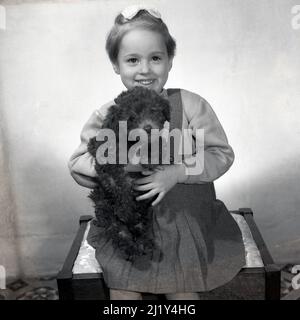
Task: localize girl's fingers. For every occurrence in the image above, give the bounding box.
[151,192,165,206]
[136,189,158,201]
[134,176,153,185]
[141,170,153,176]
[133,183,154,191]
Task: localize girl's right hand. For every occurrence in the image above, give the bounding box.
[133,164,187,206]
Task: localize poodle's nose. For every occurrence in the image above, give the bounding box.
[144,124,153,134]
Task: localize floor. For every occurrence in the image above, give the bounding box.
[0,264,299,300]
[0,275,59,300]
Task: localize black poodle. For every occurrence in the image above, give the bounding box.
[87,87,171,261]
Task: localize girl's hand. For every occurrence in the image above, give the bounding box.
[133,164,188,206]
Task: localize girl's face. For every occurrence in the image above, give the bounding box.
[113,28,173,94]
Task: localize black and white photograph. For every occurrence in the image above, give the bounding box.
[0,0,300,306]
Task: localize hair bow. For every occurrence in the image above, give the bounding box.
[121,5,161,20]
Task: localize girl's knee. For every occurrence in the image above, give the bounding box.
[109,288,142,300]
[165,292,200,300]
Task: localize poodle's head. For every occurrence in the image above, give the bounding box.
[106,86,170,133]
[100,87,171,168]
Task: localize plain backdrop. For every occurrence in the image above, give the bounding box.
[0,0,300,278]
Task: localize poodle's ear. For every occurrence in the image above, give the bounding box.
[103,104,122,133]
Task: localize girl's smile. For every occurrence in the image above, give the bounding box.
[113,28,173,94]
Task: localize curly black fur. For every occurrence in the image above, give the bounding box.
[87,87,171,262]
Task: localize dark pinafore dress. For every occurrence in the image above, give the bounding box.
[87,89,246,294]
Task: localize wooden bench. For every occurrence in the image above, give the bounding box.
[57,208,281,300]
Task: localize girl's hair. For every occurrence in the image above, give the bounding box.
[106,9,176,64]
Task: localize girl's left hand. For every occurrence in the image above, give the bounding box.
[133,164,187,206]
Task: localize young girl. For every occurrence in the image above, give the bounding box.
[68,6,245,300]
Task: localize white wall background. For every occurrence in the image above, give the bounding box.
[0,0,299,278]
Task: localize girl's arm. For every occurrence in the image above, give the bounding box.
[181,90,234,184]
[68,110,104,188]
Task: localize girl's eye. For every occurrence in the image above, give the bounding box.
[152,56,161,62]
[127,58,138,64]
